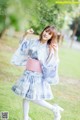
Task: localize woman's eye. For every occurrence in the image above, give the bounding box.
[45,31,50,34]
[45,30,48,32]
[45,29,49,32]
[49,32,52,35]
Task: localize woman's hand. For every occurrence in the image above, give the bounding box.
[20,28,34,44]
[49,42,57,53]
[26,28,34,34]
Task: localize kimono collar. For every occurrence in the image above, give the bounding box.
[37,39,47,46]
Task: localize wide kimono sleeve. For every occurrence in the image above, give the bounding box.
[42,48,59,85]
[10,37,31,66]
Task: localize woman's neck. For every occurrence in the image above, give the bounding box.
[40,39,47,44]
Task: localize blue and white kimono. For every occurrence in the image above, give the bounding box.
[11,37,59,100]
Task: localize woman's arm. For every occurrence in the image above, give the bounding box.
[20,28,34,44]
[42,44,59,85]
[10,38,31,66]
[10,28,34,66]
[45,43,59,67]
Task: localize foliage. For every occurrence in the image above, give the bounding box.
[28,0,80,34]
[69,16,80,41]
[29,1,65,34]
[77,36,80,42]
[0,0,80,36]
[0,0,8,36]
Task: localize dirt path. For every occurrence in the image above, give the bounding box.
[60,76,80,88]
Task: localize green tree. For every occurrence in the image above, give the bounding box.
[70,16,80,42]
[29,0,66,34]
[0,0,8,38]
[28,0,80,34]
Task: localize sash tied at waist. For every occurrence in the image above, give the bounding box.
[26,58,42,73]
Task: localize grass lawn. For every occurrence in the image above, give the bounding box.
[59,46,80,79]
[0,36,80,120]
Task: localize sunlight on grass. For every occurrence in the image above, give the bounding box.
[59,47,80,79]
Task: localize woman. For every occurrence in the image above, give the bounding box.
[11,26,64,120]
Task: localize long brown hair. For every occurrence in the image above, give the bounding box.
[39,25,61,45]
[39,26,62,59]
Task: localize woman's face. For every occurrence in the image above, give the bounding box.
[41,29,53,42]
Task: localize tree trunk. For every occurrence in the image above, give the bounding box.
[70,23,78,48]
[0,28,6,39]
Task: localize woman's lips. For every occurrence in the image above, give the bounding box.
[43,35,47,38]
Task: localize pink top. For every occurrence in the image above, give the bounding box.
[26,58,42,73]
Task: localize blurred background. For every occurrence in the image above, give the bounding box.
[0,0,80,120]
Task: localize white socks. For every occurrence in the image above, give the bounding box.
[33,100,64,120]
[23,99,30,120]
[52,104,64,120]
[23,99,64,120]
[32,100,53,110]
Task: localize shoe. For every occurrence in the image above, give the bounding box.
[52,104,64,120]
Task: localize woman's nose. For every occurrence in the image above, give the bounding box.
[45,32,49,36]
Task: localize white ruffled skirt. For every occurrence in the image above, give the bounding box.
[11,70,53,100]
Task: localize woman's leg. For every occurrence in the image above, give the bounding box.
[23,98,64,120]
[32,100,53,110]
[31,100,64,120]
[23,98,30,120]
